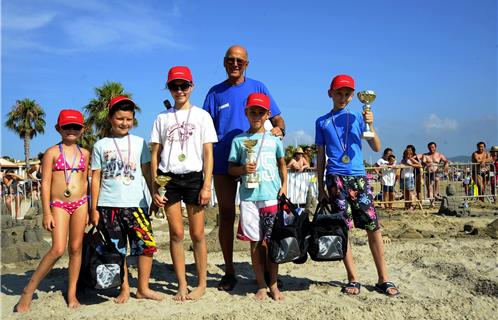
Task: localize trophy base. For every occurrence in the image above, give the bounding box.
[245,182,259,189]
[362,131,375,140]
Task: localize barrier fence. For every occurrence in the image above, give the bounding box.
[2,162,496,219]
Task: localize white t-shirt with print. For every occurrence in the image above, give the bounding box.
[150,105,218,174]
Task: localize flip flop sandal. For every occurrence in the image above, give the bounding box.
[341,282,361,295]
[375,281,400,297]
[217,274,237,291]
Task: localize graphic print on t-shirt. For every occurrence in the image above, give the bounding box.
[166,122,196,145]
[102,149,137,181]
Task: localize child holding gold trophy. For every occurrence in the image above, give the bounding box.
[150,66,217,301]
[315,74,400,297]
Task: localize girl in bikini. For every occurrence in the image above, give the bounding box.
[16,109,90,313]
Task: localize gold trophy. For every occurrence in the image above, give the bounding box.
[243,139,259,188]
[154,175,172,218]
[357,90,376,140]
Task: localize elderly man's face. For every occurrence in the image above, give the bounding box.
[224,46,248,80]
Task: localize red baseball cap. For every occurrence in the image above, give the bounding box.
[330,74,355,90]
[167,66,193,84]
[245,93,270,110]
[109,96,136,110]
[57,109,84,126]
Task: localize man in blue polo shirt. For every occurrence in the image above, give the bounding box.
[203,45,285,291]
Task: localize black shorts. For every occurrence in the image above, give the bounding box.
[157,170,203,205]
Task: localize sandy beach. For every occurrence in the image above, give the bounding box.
[1,204,497,320]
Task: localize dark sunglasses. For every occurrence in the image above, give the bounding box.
[167,82,192,92]
[61,124,83,131]
[225,57,247,65]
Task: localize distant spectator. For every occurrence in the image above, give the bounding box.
[422,142,449,208]
[376,149,397,210]
[471,141,493,199]
[406,145,424,201]
[286,147,310,172]
[303,146,316,168]
[489,145,498,203]
[400,147,422,210]
[2,169,24,219]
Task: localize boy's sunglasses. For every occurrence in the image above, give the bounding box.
[61,124,83,131]
[167,82,192,92]
[225,57,247,65]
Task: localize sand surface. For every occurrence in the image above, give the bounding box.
[1,205,497,320]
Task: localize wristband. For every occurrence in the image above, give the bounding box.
[280,127,286,137]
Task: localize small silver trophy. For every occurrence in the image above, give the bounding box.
[155,175,172,218]
[243,139,259,188]
[357,90,376,140]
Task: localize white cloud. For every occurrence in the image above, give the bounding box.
[2,12,56,30]
[423,113,458,131]
[2,1,186,54]
[283,130,314,147]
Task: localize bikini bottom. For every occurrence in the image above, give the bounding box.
[50,195,89,215]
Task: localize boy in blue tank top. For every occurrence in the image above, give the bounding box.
[315,74,399,297]
[228,93,287,301]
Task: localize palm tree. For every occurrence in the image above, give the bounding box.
[83,81,140,147]
[5,99,46,171]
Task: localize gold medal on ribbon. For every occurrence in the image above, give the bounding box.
[341,155,350,164]
[64,189,72,197]
[178,154,186,162]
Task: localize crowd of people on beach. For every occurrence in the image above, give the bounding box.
[4,44,497,313]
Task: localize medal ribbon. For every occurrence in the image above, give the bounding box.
[59,143,78,191]
[112,134,131,175]
[173,106,193,158]
[330,109,349,156]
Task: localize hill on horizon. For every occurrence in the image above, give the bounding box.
[448,155,470,163]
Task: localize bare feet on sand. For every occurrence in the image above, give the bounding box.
[173,285,189,302]
[15,290,33,313]
[115,287,130,304]
[254,288,267,301]
[269,286,284,301]
[136,288,164,301]
[186,285,206,300]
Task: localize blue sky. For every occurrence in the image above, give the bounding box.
[2,0,497,162]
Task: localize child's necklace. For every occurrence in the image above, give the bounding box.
[59,143,78,197]
[112,134,132,185]
[173,106,192,162]
[330,109,350,163]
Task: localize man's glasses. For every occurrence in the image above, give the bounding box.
[167,82,192,92]
[225,57,247,65]
[61,124,83,131]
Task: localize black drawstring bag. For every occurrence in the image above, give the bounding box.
[308,202,348,261]
[78,225,124,290]
[269,194,311,264]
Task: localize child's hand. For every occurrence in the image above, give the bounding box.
[244,162,257,174]
[362,109,374,125]
[154,192,168,207]
[90,209,99,226]
[43,213,55,231]
[198,187,211,207]
[279,186,287,197]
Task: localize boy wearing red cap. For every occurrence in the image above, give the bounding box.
[90,97,162,303]
[315,75,399,296]
[228,93,287,301]
[150,66,217,301]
